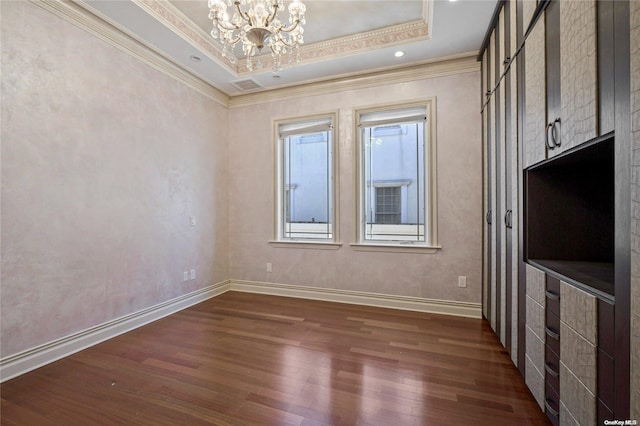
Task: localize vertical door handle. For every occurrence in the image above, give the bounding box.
[486,210,492,225]
[551,118,561,147]
[504,210,509,227]
[545,122,555,150]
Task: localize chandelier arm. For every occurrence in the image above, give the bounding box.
[233,0,253,26]
[214,16,241,32]
[265,2,279,27]
[275,35,297,48]
[226,34,243,46]
[279,19,301,34]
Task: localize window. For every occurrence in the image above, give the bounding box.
[375,186,400,224]
[356,101,438,248]
[274,114,337,243]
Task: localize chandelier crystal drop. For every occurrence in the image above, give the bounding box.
[208,0,306,72]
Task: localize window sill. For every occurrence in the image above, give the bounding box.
[350,243,441,254]
[269,240,342,250]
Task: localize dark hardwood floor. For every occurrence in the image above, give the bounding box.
[1,292,549,425]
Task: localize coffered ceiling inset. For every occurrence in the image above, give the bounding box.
[133,0,431,76]
[133,0,233,72]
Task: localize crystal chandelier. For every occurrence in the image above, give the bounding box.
[208,0,306,72]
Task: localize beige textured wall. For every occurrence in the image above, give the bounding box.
[228,72,482,303]
[630,0,640,418]
[0,2,229,357]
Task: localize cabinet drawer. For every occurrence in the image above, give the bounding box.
[598,349,614,410]
[598,298,614,355]
[545,323,560,357]
[598,398,614,426]
[545,308,560,332]
[545,276,560,317]
[544,349,560,393]
[545,382,560,426]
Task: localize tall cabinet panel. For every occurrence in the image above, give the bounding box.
[523,1,546,168]
[495,7,507,346]
[557,0,598,153]
[629,0,640,418]
[482,52,489,321]
[480,0,520,361]
[506,0,519,365]
[488,32,498,333]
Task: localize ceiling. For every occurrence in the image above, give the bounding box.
[81,0,498,97]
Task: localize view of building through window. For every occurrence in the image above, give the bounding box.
[277,116,334,240]
[276,105,431,245]
[359,105,428,243]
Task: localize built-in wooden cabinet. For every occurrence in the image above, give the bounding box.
[524,0,600,168]
[524,263,615,425]
[480,0,631,421]
[482,0,519,363]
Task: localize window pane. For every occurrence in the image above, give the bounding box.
[375,186,400,224]
[280,123,333,240]
[362,121,425,242]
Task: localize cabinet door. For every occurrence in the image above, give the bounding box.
[505,0,519,366]
[488,31,498,333]
[495,7,507,347]
[555,0,598,154]
[482,52,489,321]
[523,2,546,168]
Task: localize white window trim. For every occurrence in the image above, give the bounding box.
[353,99,440,253]
[272,111,340,246]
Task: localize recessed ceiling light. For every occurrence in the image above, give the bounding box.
[190,55,201,62]
[394,51,405,58]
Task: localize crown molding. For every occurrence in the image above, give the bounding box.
[26,1,476,109]
[127,0,432,77]
[132,0,237,74]
[30,0,230,106]
[229,53,480,108]
[237,19,431,75]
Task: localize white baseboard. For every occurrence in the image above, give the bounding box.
[0,281,230,383]
[1,279,481,383]
[229,279,482,319]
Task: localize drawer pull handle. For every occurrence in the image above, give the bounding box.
[545,327,560,340]
[545,399,559,418]
[544,362,559,377]
[545,290,560,301]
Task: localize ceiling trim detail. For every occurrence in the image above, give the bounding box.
[28,0,476,111]
[229,54,479,108]
[132,0,235,73]
[34,0,229,105]
[129,0,433,77]
[238,19,430,74]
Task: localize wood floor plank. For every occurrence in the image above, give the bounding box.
[0,292,549,425]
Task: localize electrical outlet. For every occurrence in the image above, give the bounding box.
[190,216,196,226]
[458,276,467,288]
[190,269,196,280]
[183,271,189,282]
[266,263,272,273]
